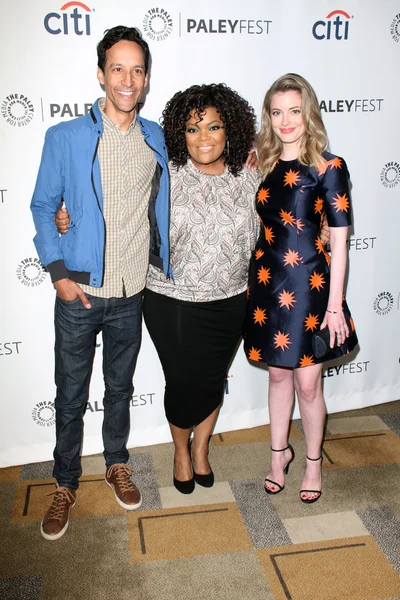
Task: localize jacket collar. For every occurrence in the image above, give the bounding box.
[90,98,147,137]
[89,99,104,134]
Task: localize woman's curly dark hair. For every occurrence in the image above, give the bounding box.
[161,83,256,177]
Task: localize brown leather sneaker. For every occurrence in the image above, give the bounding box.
[105,463,142,510]
[40,486,76,541]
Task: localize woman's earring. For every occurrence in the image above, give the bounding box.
[225,139,230,156]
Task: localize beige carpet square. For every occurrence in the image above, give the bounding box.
[213,422,302,445]
[283,510,369,544]
[0,466,21,482]
[80,454,105,476]
[327,416,389,434]
[323,430,400,469]
[127,502,253,563]
[257,536,400,600]
[159,481,235,509]
[11,476,124,523]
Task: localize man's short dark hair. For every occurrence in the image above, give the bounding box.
[97,26,150,74]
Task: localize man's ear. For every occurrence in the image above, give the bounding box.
[97,67,105,86]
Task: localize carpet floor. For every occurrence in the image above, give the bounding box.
[1,400,399,600]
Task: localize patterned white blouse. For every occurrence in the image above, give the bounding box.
[146,160,261,302]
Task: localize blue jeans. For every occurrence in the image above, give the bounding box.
[53,292,142,489]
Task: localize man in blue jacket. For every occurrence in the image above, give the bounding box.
[31,25,171,541]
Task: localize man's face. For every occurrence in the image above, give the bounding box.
[97,39,148,122]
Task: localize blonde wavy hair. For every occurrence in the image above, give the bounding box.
[257,73,329,177]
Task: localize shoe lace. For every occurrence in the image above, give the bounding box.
[46,487,75,521]
[107,464,135,493]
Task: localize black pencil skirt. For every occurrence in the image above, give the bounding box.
[143,288,247,429]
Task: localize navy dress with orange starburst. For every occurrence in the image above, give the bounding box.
[244,152,358,368]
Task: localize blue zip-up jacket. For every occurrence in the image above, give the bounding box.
[31,99,171,286]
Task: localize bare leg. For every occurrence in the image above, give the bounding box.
[169,423,192,482]
[294,364,325,501]
[191,406,220,475]
[265,366,295,492]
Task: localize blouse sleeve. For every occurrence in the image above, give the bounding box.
[320,156,352,227]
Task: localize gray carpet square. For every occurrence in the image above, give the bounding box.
[357,506,400,574]
[379,413,400,437]
[292,418,304,435]
[127,452,161,510]
[0,575,41,600]
[230,478,291,548]
[131,551,274,600]
[20,461,53,480]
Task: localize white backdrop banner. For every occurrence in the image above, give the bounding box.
[1,0,399,467]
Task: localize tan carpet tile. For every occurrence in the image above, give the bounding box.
[327,415,389,434]
[322,430,400,469]
[257,536,400,600]
[127,502,253,562]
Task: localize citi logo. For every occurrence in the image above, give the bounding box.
[312,9,351,40]
[44,1,92,35]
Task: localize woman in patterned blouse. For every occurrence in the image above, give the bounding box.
[144,84,260,493]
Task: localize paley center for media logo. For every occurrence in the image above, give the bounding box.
[1,94,34,127]
[32,401,56,428]
[312,9,352,40]
[373,292,394,316]
[390,13,400,42]
[44,1,93,35]
[143,8,173,41]
[380,162,400,188]
[16,258,47,287]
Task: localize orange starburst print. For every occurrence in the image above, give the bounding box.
[316,160,329,176]
[296,219,305,231]
[257,187,270,205]
[324,251,331,266]
[280,209,296,227]
[315,237,325,254]
[299,354,315,367]
[278,289,296,310]
[254,307,267,326]
[283,249,302,268]
[283,169,300,188]
[332,193,349,213]
[349,316,355,332]
[274,331,291,351]
[255,248,264,260]
[257,266,271,285]
[264,226,275,245]
[329,157,342,170]
[304,313,319,332]
[309,271,326,291]
[314,197,324,214]
[248,347,262,361]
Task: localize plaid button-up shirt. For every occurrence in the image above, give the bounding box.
[81,98,157,298]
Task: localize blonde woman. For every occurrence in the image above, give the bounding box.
[244,74,357,503]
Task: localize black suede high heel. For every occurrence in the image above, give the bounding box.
[299,455,322,504]
[190,439,214,488]
[173,439,195,494]
[264,443,295,495]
